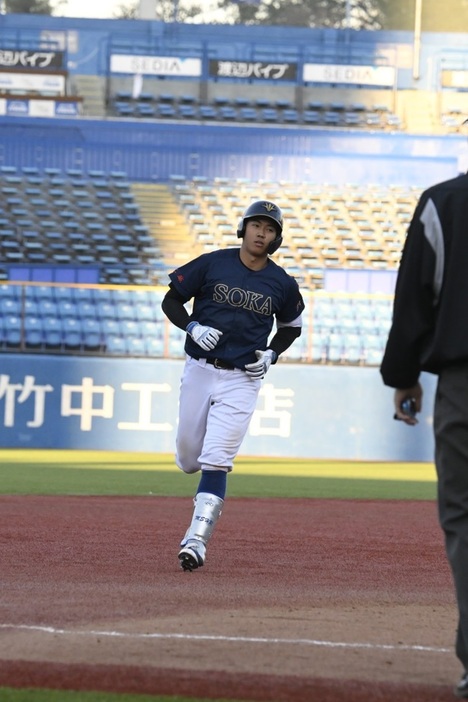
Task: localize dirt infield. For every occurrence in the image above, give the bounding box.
[0,495,462,701]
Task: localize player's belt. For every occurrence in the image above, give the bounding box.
[192,355,236,370]
[206,357,235,370]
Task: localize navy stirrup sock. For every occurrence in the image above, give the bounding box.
[196,470,227,500]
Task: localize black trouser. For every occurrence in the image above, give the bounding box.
[434,362,468,670]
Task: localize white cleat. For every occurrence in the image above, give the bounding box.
[178,540,206,572]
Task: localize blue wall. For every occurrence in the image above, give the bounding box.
[0,116,462,186]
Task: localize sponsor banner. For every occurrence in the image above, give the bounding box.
[441,70,468,88]
[209,59,297,81]
[0,98,79,118]
[6,98,29,116]
[0,355,436,461]
[0,72,65,94]
[303,63,395,87]
[54,101,79,116]
[0,48,64,70]
[110,53,202,77]
[29,100,55,117]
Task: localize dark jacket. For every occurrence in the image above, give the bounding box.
[381,173,468,388]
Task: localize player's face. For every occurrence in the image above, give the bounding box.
[242,218,277,256]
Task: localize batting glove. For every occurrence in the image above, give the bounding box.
[245,349,277,379]
[186,321,223,351]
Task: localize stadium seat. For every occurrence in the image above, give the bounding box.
[126,336,146,355]
[83,331,101,351]
[135,304,155,322]
[4,315,22,347]
[119,320,140,337]
[101,318,120,336]
[77,302,97,319]
[0,298,21,315]
[144,336,164,356]
[114,303,135,322]
[106,335,127,355]
[58,301,78,318]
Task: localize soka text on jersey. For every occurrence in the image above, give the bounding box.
[213,283,272,316]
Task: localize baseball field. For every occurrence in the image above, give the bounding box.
[0,450,460,702]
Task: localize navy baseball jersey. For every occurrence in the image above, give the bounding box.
[169,248,305,368]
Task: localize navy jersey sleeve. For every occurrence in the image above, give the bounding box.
[276,275,305,325]
[169,253,210,300]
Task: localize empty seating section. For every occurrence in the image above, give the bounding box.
[110,92,403,130]
[0,284,169,358]
[0,171,418,365]
[0,282,392,365]
[0,168,160,286]
[293,292,393,366]
[170,176,421,291]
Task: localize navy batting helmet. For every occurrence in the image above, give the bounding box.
[236,200,283,255]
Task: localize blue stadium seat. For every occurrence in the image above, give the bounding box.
[0,284,20,301]
[55,286,74,302]
[33,286,55,302]
[62,318,82,349]
[144,336,164,356]
[261,108,279,122]
[58,301,78,318]
[101,318,120,336]
[4,315,21,347]
[114,303,135,321]
[77,302,97,319]
[138,320,161,338]
[83,332,102,351]
[0,298,21,315]
[282,109,299,123]
[126,336,146,355]
[120,320,140,337]
[106,335,127,354]
[135,304,155,322]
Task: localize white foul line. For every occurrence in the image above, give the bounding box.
[0,623,451,654]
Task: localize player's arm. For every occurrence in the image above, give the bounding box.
[161,284,223,351]
[245,316,302,379]
[267,318,302,361]
[161,284,192,330]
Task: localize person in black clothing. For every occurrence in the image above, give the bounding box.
[380,172,468,699]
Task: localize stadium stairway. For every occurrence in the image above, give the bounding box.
[73,75,107,117]
[130,182,203,271]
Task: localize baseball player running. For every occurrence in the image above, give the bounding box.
[161,200,305,571]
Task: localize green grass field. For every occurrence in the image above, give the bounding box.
[0,691,237,702]
[0,449,437,702]
[0,449,437,500]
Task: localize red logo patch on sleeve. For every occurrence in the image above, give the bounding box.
[177,274,184,282]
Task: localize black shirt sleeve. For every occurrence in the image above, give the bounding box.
[161,284,194,331]
[268,326,301,361]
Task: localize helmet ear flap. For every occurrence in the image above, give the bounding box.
[268,235,283,255]
[236,219,244,239]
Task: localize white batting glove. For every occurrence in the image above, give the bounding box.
[186,321,223,351]
[245,349,277,379]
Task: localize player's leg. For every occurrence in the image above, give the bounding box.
[178,478,225,572]
[178,371,260,571]
[175,357,215,474]
[433,364,468,690]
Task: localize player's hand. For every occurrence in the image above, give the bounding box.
[186,322,223,351]
[245,349,277,379]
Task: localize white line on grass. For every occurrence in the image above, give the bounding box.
[0,623,451,654]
